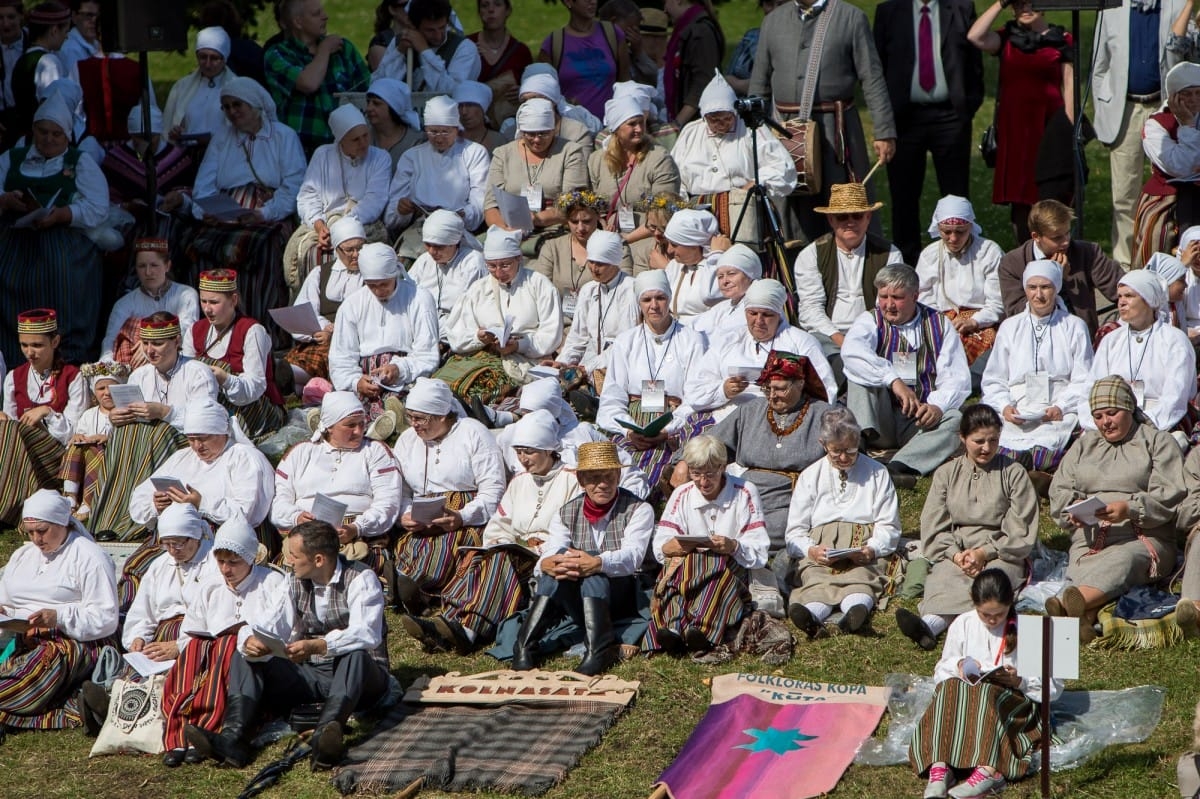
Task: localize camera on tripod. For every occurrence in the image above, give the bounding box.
[734,95,770,128]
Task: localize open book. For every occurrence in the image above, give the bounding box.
[960,658,1005,686]
[824,548,860,562]
[1064,496,1107,526]
[617,412,673,437]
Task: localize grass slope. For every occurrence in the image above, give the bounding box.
[34,2,1180,798]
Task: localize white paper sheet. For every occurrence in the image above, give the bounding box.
[268,304,323,336]
[411,495,446,525]
[493,187,533,231]
[107,383,145,409]
[123,651,176,677]
[150,476,189,494]
[1064,496,1107,526]
[194,193,248,222]
[311,493,348,526]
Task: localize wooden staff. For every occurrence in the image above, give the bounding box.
[647,784,669,799]
[397,776,424,799]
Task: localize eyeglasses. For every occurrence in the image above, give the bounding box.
[407,412,435,426]
[832,212,866,221]
[160,538,192,551]
[336,243,364,255]
[521,130,554,139]
[762,383,795,396]
[687,468,722,480]
[824,447,857,458]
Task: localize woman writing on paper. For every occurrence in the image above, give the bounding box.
[909,569,1062,799]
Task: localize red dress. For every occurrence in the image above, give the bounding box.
[992,23,1073,206]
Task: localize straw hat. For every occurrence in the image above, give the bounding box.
[575,441,623,472]
[814,183,883,215]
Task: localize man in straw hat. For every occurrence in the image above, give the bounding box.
[511,440,654,676]
[748,0,895,243]
[792,181,904,390]
[842,264,970,488]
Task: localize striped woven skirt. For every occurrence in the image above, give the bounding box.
[90,420,189,540]
[944,309,997,366]
[161,632,240,751]
[116,539,167,613]
[1131,192,1177,270]
[0,226,101,365]
[908,679,1042,781]
[441,547,536,642]
[997,444,1066,472]
[58,441,106,517]
[285,338,332,382]
[0,630,110,729]
[395,491,482,601]
[194,355,287,442]
[610,400,714,490]
[0,420,65,527]
[358,351,407,420]
[644,551,750,651]
[433,352,516,405]
[172,211,294,350]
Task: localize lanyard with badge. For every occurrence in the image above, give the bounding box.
[891,326,919,385]
[1127,326,1154,407]
[1025,315,1052,406]
[640,321,676,411]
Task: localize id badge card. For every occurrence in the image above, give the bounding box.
[641,379,666,412]
[562,289,578,319]
[1130,379,1146,408]
[522,184,543,212]
[618,205,636,233]
[1025,372,1051,406]
[893,351,918,385]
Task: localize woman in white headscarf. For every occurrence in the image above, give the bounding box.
[689,243,762,348]
[402,409,580,654]
[163,26,237,143]
[455,80,506,153]
[0,489,117,730]
[407,209,487,339]
[670,71,796,243]
[1134,61,1200,268]
[364,77,424,171]
[916,195,1006,369]
[1087,268,1198,440]
[391,377,506,614]
[166,77,306,347]
[0,95,110,366]
[386,95,492,244]
[981,260,1093,475]
[285,104,392,294]
[589,95,680,245]
[483,97,588,236]
[598,269,715,489]
[274,391,401,579]
[662,208,728,322]
[691,278,838,423]
[1146,250,1191,332]
[440,226,563,394]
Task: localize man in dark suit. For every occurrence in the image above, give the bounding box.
[874,0,983,264]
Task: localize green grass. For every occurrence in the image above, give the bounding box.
[12,3,1175,798]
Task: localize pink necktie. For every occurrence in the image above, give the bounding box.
[919,5,935,93]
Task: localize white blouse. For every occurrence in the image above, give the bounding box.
[671,118,796,198]
[0,531,118,641]
[784,455,901,559]
[557,270,640,372]
[327,278,440,392]
[915,236,1005,328]
[408,246,488,334]
[129,441,275,528]
[481,467,581,549]
[189,119,306,222]
[122,538,216,649]
[654,475,769,568]
[1086,320,1197,432]
[2,367,88,445]
[292,261,366,341]
[295,142,392,227]
[183,321,274,407]
[445,269,563,362]
[177,564,290,653]
[393,418,507,527]
[272,440,402,539]
[386,138,491,231]
[933,610,1061,701]
[127,356,221,431]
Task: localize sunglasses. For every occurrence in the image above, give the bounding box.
[832,212,866,221]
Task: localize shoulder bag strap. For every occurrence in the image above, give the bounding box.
[797,0,837,121]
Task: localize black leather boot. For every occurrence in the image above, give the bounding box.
[184,692,256,768]
[511,595,557,671]
[576,597,618,676]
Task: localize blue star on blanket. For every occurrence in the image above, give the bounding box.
[735,726,817,755]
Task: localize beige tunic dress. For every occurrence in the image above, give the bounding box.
[533,234,634,319]
[1048,423,1185,598]
[919,455,1039,617]
[587,146,680,229]
[482,137,589,215]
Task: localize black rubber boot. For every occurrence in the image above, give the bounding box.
[511,595,557,671]
[184,693,257,768]
[576,597,619,676]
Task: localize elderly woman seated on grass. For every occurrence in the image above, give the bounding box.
[1046,376,1186,644]
[782,407,901,638]
[909,569,1062,799]
[644,434,768,661]
[897,404,1039,651]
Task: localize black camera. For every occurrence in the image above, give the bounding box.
[734,95,770,128]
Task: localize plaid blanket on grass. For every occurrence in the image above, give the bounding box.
[332,700,629,795]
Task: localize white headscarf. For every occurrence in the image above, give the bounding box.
[422,209,466,245]
[221,77,276,122]
[586,230,624,266]
[1166,61,1200,99]
[716,244,762,280]
[604,96,644,132]
[1179,225,1200,254]
[184,400,231,436]
[1119,269,1169,312]
[509,408,560,451]
[329,104,368,145]
[483,226,522,260]
[613,80,654,113]
[312,391,366,442]
[634,269,672,300]
[158,502,209,540]
[406,377,454,415]
[518,377,576,430]
[453,80,492,110]
[423,95,461,129]
[212,511,258,564]
[330,216,367,248]
[368,78,421,129]
[516,98,556,133]
[358,242,403,280]
[127,102,164,135]
[698,70,736,117]
[665,209,720,246]
[743,279,788,316]
[196,26,231,59]
[22,489,72,527]
[1022,259,1063,293]
[32,96,73,137]
[1145,252,1188,287]
[927,194,982,238]
[518,73,565,112]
